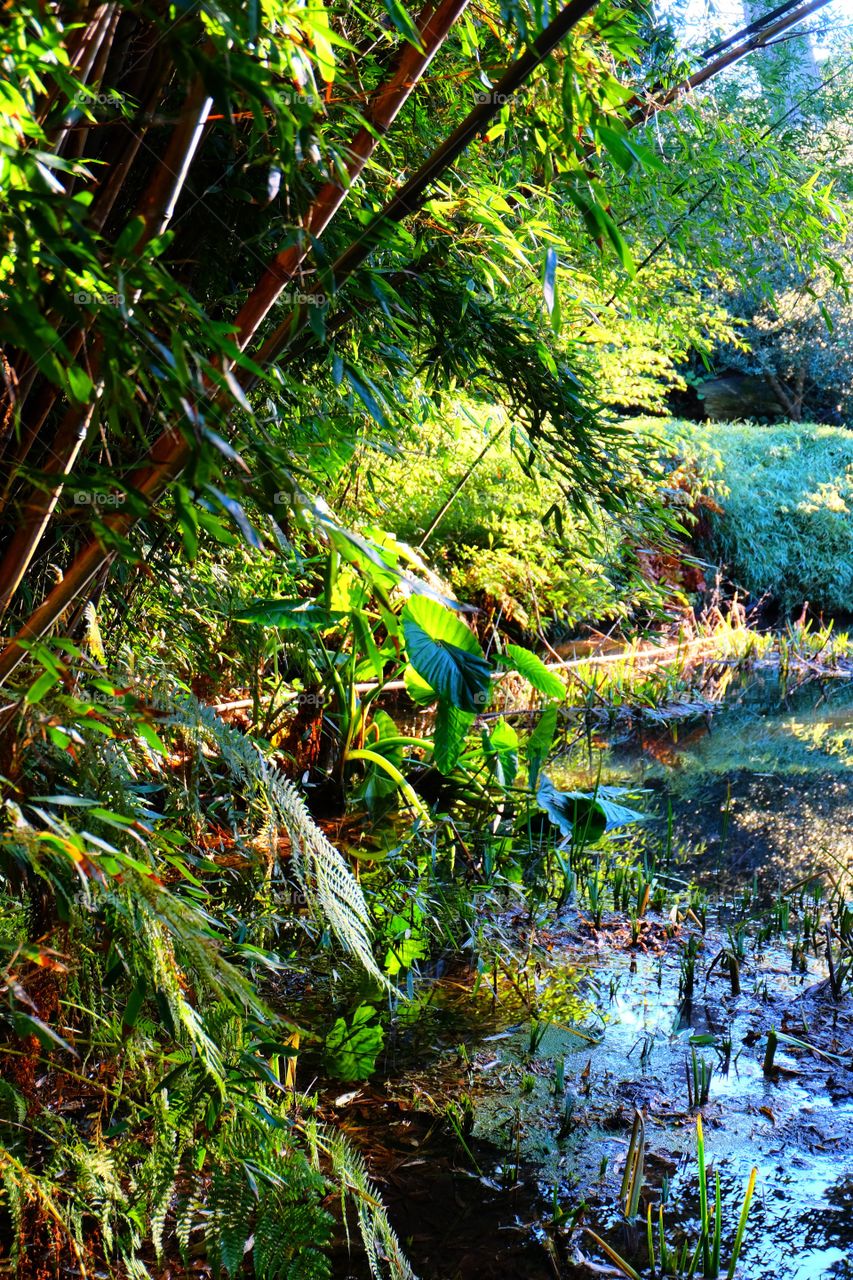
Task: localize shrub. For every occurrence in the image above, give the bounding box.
[658,418,853,614]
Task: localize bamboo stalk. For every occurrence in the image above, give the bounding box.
[0,399,99,619]
[63,5,123,173]
[0,79,211,623]
[231,0,474,350]
[134,77,214,243]
[0,0,468,633]
[628,0,833,127]
[247,0,603,377]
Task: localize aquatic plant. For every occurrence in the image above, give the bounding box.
[587,1116,758,1280]
[825,868,853,997]
[444,1099,480,1174]
[679,936,702,1003]
[528,1017,551,1057]
[763,1030,779,1076]
[686,1048,714,1109]
[558,1094,578,1140]
[688,888,709,934]
[708,938,743,997]
[620,1110,646,1219]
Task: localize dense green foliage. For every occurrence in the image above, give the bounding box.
[0,0,851,1276]
[666,419,853,615]
[348,406,685,631]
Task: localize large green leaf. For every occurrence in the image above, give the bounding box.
[233,598,344,628]
[324,1003,385,1081]
[483,718,519,788]
[433,702,474,774]
[502,643,565,700]
[537,775,643,843]
[403,663,437,705]
[526,704,559,789]
[402,597,491,713]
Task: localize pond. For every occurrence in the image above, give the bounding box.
[329,670,853,1280]
[561,667,853,894]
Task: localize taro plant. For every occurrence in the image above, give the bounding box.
[324,1003,386,1082]
[536,775,645,910]
[239,541,572,821]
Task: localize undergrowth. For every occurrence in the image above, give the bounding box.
[0,645,413,1279]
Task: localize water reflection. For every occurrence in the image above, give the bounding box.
[555,671,853,889]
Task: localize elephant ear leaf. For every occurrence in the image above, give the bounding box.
[526,703,558,789]
[403,663,437,706]
[402,597,492,714]
[433,703,475,775]
[537,775,643,843]
[501,643,565,700]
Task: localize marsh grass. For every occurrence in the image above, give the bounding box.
[589,1117,758,1280]
[490,607,853,742]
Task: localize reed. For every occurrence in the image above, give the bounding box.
[591,1117,758,1279]
[620,1109,646,1219]
[687,1049,714,1109]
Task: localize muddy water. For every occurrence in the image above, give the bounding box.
[333,673,853,1279]
[461,934,853,1280]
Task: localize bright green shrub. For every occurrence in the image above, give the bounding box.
[657,419,853,615]
[351,408,680,633]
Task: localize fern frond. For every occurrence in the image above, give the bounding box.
[254,1195,332,1280]
[83,601,106,664]
[163,695,386,985]
[0,1145,88,1275]
[0,1158,23,1267]
[310,1125,415,1280]
[209,1165,254,1277]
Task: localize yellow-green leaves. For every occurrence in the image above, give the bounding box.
[501,642,566,700]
